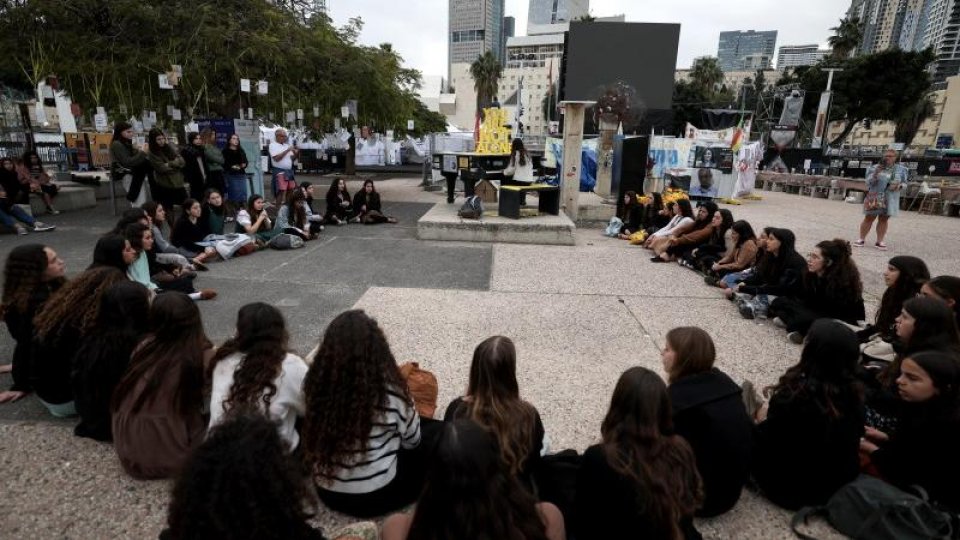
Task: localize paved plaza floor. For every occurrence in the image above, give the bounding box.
[2,177,959,538]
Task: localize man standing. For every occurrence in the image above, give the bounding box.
[269,129,298,205]
[855,148,905,251]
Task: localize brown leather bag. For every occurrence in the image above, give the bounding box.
[398,362,438,419]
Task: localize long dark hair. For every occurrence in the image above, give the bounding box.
[109,207,148,235]
[1,244,59,318]
[34,266,126,342]
[808,239,863,305]
[877,256,930,336]
[601,367,703,539]
[286,187,307,229]
[147,128,177,159]
[325,177,348,200]
[301,310,410,477]
[769,319,863,418]
[690,201,718,232]
[620,191,638,221]
[651,192,664,212]
[675,198,694,219]
[210,303,289,413]
[901,296,960,356]
[111,293,209,418]
[406,420,549,540]
[925,276,960,324]
[711,208,734,243]
[510,138,528,167]
[124,222,150,253]
[730,220,756,248]
[464,336,538,477]
[111,121,134,150]
[165,414,319,540]
[902,351,960,423]
[757,228,800,283]
[90,235,129,271]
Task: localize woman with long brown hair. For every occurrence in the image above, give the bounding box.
[1,244,66,404]
[208,303,307,451]
[301,309,423,518]
[443,336,544,490]
[111,292,212,479]
[575,366,703,539]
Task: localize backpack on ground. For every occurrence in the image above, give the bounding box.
[398,362,438,419]
[457,195,483,219]
[267,233,305,250]
[790,475,954,540]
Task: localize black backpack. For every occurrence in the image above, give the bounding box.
[791,475,955,540]
[457,195,483,219]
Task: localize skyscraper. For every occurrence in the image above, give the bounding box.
[717,30,778,71]
[527,0,589,33]
[448,0,506,81]
[502,16,515,65]
[777,45,829,69]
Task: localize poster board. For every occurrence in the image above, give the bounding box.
[233,119,263,197]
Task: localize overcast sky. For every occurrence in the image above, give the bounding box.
[328,0,846,76]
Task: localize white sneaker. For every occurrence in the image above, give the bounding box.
[32,222,55,232]
[15,224,28,235]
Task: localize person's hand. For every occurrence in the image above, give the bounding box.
[204,247,216,255]
[755,401,769,422]
[711,263,720,272]
[0,364,11,374]
[361,205,367,212]
[860,438,879,454]
[172,267,182,277]
[260,209,269,219]
[0,390,28,403]
[724,288,736,300]
[864,426,889,443]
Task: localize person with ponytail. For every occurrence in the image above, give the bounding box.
[769,239,866,343]
[208,303,307,450]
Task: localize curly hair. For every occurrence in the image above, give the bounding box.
[33,266,126,341]
[809,239,863,304]
[301,309,409,477]
[463,336,538,477]
[210,303,289,414]
[165,413,320,540]
[601,367,703,540]
[2,244,56,318]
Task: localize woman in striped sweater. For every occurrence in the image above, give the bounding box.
[301,310,425,518]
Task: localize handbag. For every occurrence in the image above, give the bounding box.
[398,362,438,419]
[604,216,624,237]
[864,191,887,211]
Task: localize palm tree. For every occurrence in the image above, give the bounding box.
[469,51,503,116]
[828,16,863,59]
[894,94,937,146]
[689,56,724,97]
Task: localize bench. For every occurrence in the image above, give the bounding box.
[498,184,561,220]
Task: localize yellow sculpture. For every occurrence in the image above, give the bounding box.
[475,107,511,155]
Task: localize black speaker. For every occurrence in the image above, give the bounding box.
[613,136,650,205]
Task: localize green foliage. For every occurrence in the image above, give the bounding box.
[894,93,936,146]
[689,56,724,96]
[828,16,863,60]
[469,51,502,115]
[0,0,431,132]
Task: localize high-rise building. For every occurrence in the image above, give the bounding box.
[527,0,589,33]
[502,16,515,66]
[448,0,506,81]
[717,30,778,71]
[777,44,829,69]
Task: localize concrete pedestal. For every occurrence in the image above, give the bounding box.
[417,202,575,245]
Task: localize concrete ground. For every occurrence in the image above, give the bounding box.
[2,178,959,539]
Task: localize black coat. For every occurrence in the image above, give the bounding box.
[753,388,865,510]
[3,282,61,392]
[352,190,382,214]
[670,369,754,517]
[770,273,866,335]
[739,252,806,298]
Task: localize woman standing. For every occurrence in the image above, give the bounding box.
[180,132,208,202]
[201,128,226,196]
[855,148,905,251]
[146,128,187,228]
[324,178,353,226]
[109,122,151,205]
[0,245,66,404]
[222,133,249,207]
[351,180,397,224]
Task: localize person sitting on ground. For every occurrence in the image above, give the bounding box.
[859,256,930,362]
[769,239,866,344]
[921,275,960,326]
[235,194,278,243]
[663,327,753,517]
[381,420,565,540]
[163,413,379,540]
[716,226,770,290]
[704,220,758,287]
[180,132,208,202]
[208,303,307,451]
[276,187,322,240]
[0,172,54,234]
[750,320,865,510]
[860,350,960,513]
[352,179,397,224]
[726,227,805,320]
[171,198,211,254]
[124,223,214,301]
[652,201,718,263]
[641,192,669,233]
[31,266,127,417]
[443,336,545,492]
[16,150,60,215]
[145,128,187,229]
[301,309,424,518]
[575,366,703,539]
[111,292,212,479]
[683,208,734,271]
[0,245,66,404]
[142,201,214,269]
[324,178,353,226]
[72,281,151,442]
[109,121,152,204]
[200,189,229,236]
[615,191,643,239]
[644,198,695,251]
[297,182,326,226]
[0,156,27,204]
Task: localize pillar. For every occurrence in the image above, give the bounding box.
[559,101,594,221]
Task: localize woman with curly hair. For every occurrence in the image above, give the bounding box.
[301,309,423,517]
[574,366,703,539]
[442,336,544,491]
[751,320,865,510]
[163,413,378,540]
[860,256,930,361]
[276,186,322,240]
[31,266,126,416]
[208,303,307,450]
[72,281,151,441]
[111,292,212,479]
[382,420,565,540]
[921,275,960,326]
[0,245,66,404]
[769,238,866,343]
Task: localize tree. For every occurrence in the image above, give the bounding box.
[689,56,724,97]
[469,50,502,116]
[828,16,863,60]
[894,93,936,146]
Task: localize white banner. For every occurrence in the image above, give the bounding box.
[812,91,831,149]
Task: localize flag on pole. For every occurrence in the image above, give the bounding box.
[730,116,745,153]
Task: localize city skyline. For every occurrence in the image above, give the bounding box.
[327,0,843,78]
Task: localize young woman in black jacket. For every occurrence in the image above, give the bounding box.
[921,275,960,326]
[726,227,805,319]
[752,319,865,510]
[351,180,397,224]
[171,199,209,254]
[769,239,866,343]
[324,178,353,225]
[859,256,930,362]
[180,132,208,201]
[615,190,643,239]
[664,327,753,517]
[1,244,66,403]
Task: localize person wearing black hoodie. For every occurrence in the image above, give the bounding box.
[664,327,753,517]
[727,227,805,319]
[752,320,865,510]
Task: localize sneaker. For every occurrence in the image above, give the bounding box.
[772,317,787,329]
[318,225,325,232]
[788,331,805,344]
[15,224,28,235]
[32,222,55,232]
[853,239,865,247]
[739,303,756,319]
[46,206,60,215]
[875,242,888,251]
[199,289,217,300]
[650,256,666,263]
[741,380,764,420]
[704,275,720,287]
[350,216,361,223]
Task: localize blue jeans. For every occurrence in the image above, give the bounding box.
[0,205,35,228]
[721,268,752,289]
[225,172,248,204]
